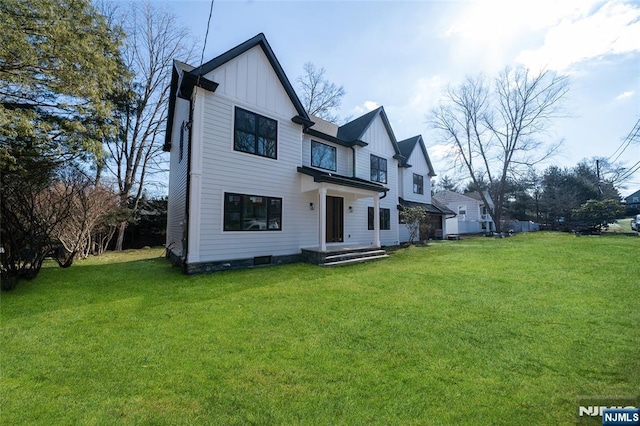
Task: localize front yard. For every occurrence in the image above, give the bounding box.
[1,233,638,425]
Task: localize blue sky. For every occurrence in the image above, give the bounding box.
[159,0,640,195]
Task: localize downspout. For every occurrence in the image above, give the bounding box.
[182,97,194,273]
[349,146,356,178]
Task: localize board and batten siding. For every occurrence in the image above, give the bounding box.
[188,47,318,263]
[165,96,190,257]
[402,146,432,205]
[349,115,400,247]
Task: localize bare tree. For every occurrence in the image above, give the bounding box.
[101,1,196,250]
[49,171,122,263]
[297,62,346,123]
[430,67,569,232]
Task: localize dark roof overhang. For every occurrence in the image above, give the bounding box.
[398,197,456,216]
[292,115,315,128]
[163,62,218,152]
[304,128,368,148]
[298,166,388,193]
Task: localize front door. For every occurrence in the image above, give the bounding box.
[326,196,344,243]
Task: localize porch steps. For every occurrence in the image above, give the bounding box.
[322,249,389,267]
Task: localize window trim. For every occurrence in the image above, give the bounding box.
[223,192,283,232]
[413,173,424,194]
[233,107,278,160]
[368,207,391,230]
[370,154,387,184]
[310,140,337,171]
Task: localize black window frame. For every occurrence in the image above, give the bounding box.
[368,207,391,230]
[233,107,278,159]
[311,140,337,171]
[370,154,387,183]
[413,173,424,194]
[223,192,283,232]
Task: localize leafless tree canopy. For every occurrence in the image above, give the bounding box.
[100,0,197,250]
[430,67,569,232]
[297,62,346,123]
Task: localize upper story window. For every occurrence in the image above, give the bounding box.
[370,154,387,183]
[311,140,336,171]
[413,174,424,194]
[234,107,277,159]
[458,205,467,217]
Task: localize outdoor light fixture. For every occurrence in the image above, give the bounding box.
[309,202,315,210]
[349,206,353,213]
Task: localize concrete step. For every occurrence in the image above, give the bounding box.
[324,249,387,262]
[322,254,389,267]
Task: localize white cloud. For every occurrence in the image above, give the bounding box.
[352,100,380,116]
[364,101,380,111]
[615,90,635,101]
[516,1,640,73]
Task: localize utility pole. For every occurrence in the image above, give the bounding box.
[596,159,602,199]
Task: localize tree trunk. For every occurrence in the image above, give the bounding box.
[115,221,127,251]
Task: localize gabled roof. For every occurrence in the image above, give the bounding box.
[164,34,313,151]
[397,135,437,176]
[624,189,640,201]
[190,33,311,125]
[432,189,493,207]
[337,107,403,159]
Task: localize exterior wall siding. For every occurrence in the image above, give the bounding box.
[165,97,191,258]
[190,48,319,263]
[402,147,432,204]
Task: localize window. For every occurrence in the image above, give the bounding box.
[413,174,424,194]
[458,205,466,219]
[311,140,337,171]
[224,193,282,231]
[370,154,387,183]
[234,107,277,159]
[368,207,391,230]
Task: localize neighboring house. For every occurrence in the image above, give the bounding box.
[624,189,640,211]
[433,190,495,235]
[163,33,447,273]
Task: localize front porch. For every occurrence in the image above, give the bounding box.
[301,245,389,266]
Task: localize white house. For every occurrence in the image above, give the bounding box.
[432,190,495,235]
[164,34,449,273]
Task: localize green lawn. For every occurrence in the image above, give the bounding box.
[2,233,638,425]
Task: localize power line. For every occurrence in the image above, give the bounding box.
[196,0,215,88]
[617,158,640,183]
[607,117,640,163]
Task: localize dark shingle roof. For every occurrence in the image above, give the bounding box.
[397,135,437,177]
[337,108,381,142]
[398,197,456,216]
[337,107,403,158]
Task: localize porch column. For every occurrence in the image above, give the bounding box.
[319,187,327,252]
[373,194,381,248]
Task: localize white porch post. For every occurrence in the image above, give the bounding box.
[319,187,327,252]
[373,194,381,248]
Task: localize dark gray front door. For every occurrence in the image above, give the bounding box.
[326,196,344,243]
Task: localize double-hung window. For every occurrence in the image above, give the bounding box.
[311,140,337,171]
[370,154,387,183]
[234,107,277,159]
[413,174,424,194]
[224,193,282,231]
[368,207,391,230]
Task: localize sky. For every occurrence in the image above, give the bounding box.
[157,0,640,195]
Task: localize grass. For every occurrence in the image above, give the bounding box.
[1,233,638,425]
